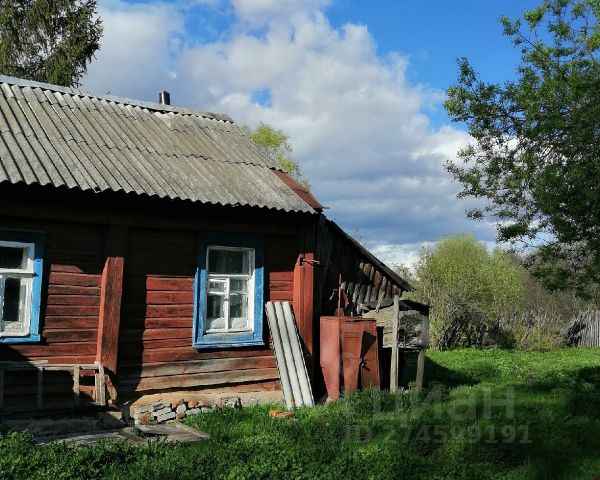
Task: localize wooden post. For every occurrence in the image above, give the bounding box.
[0,368,4,411]
[416,311,429,392]
[416,348,426,392]
[96,220,128,374]
[390,295,400,392]
[97,364,106,406]
[72,365,80,406]
[36,367,43,408]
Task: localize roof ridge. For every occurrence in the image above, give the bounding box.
[0,74,234,123]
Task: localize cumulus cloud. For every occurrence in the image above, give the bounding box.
[85,0,490,266]
[84,0,184,99]
[232,0,331,24]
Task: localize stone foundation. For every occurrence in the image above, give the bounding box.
[123,388,283,425]
[130,399,218,425]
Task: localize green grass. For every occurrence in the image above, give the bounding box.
[1,348,599,480]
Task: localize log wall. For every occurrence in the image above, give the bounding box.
[116,227,299,396]
[0,187,311,409]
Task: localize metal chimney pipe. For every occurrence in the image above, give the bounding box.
[158,91,171,105]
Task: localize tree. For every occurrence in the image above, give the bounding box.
[0,0,103,87]
[412,234,522,349]
[444,0,600,295]
[246,123,310,189]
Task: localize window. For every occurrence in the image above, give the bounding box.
[194,235,264,348]
[0,232,44,343]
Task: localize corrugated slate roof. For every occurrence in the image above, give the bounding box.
[0,75,314,213]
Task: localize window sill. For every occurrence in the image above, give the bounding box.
[0,334,41,344]
[193,333,264,349]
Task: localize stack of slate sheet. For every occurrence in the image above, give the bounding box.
[265,301,314,409]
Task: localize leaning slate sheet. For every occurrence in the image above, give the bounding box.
[265,301,314,409]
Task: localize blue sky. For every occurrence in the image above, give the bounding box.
[85,0,538,265]
[327,0,540,126]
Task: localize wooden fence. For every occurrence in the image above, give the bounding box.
[565,311,600,347]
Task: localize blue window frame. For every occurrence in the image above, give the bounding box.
[193,234,264,349]
[0,230,44,344]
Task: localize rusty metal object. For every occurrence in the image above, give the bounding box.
[320,316,380,400]
[320,316,342,400]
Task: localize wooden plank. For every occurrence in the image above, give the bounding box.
[122,367,280,392]
[49,272,102,287]
[73,365,80,406]
[121,304,193,318]
[390,295,400,393]
[50,264,87,274]
[268,271,294,282]
[97,222,128,374]
[45,305,100,316]
[121,317,192,329]
[145,277,194,291]
[269,291,294,301]
[121,337,193,349]
[0,361,97,369]
[98,365,106,406]
[44,329,97,343]
[416,349,426,392]
[269,281,294,291]
[144,317,191,329]
[371,270,382,302]
[94,367,100,403]
[120,328,192,341]
[47,295,101,306]
[43,316,99,330]
[24,356,96,365]
[145,291,193,304]
[120,356,277,379]
[119,346,273,365]
[48,285,101,296]
[8,342,97,357]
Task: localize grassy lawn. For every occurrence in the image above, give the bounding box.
[1,348,599,480]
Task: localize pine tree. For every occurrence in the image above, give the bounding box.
[0,0,102,87]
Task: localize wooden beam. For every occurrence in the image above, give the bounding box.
[96,221,129,374]
[72,365,80,406]
[416,348,426,392]
[97,364,106,406]
[390,295,400,393]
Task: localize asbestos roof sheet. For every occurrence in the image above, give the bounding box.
[0,75,314,213]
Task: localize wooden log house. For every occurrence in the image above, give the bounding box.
[0,75,413,415]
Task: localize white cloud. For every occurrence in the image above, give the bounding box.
[85,0,490,263]
[232,0,331,25]
[371,241,432,268]
[84,0,184,99]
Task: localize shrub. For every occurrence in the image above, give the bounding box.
[411,234,522,349]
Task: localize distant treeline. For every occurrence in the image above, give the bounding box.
[396,234,598,350]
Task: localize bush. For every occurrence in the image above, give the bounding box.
[400,234,598,350]
[411,234,522,349]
